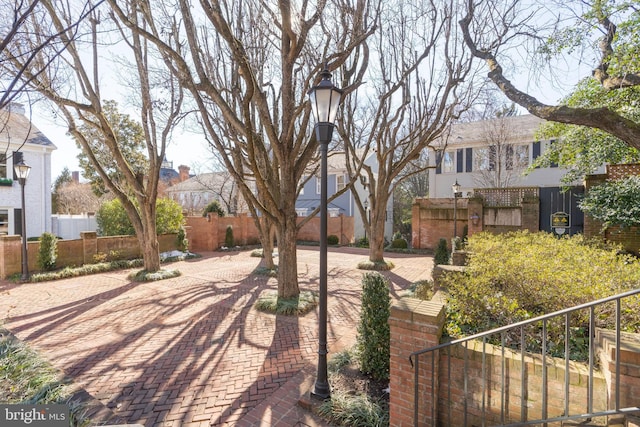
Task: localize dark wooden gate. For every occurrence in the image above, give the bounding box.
[539,186,584,236]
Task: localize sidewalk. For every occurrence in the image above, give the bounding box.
[0,247,433,426]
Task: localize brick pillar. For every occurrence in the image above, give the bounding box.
[412,200,422,249]
[596,329,640,418]
[0,235,22,279]
[389,297,446,426]
[81,231,97,265]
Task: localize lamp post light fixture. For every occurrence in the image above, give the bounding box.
[14,159,31,281]
[452,180,462,238]
[308,63,344,400]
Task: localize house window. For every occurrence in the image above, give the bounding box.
[474,147,491,171]
[442,151,455,173]
[316,174,321,194]
[0,154,6,179]
[0,209,8,235]
[515,144,529,167]
[336,174,346,191]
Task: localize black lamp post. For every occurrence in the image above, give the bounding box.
[308,63,344,400]
[14,159,31,281]
[363,199,368,239]
[452,180,462,238]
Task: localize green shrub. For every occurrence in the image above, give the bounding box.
[390,238,408,249]
[355,236,369,248]
[433,238,449,265]
[97,197,184,236]
[37,232,58,271]
[202,200,225,217]
[357,272,391,381]
[327,234,339,245]
[224,225,234,247]
[176,225,188,252]
[443,231,640,358]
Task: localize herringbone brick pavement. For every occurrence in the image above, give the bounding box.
[0,247,433,426]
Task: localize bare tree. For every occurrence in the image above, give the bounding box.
[338,0,482,263]
[56,181,104,214]
[473,113,530,188]
[107,0,375,298]
[3,1,185,272]
[459,0,640,149]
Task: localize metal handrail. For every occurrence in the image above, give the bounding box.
[409,288,640,426]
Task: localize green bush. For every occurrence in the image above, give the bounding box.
[327,234,339,245]
[390,238,408,249]
[357,272,391,381]
[176,226,188,252]
[224,225,234,247]
[433,238,449,265]
[443,231,640,358]
[355,236,369,248]
[202,200,225,217]
[97,197,184,236]
[37,232,58,271]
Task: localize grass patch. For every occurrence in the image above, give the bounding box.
[26,252,199,283]
[316,348,389,427]
[0,327,90,426]
[128,269,181,282]
[252,266,278,276]
[30,259,144,282]
[254,290,318,315]
[357,260,394,271]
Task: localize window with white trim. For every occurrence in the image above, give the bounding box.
[316,174,321,194]
[0,209,8,235]
[336,174,346,191]
[442,151,455,173]
[0,154,6,179]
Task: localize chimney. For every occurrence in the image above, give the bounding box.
[178,165,190,182]
[72,171,80,183]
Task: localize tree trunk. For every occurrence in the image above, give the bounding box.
[276,212,300,298]
[368,203,387,263]
[138,201,161,272]
[258,217,276,270]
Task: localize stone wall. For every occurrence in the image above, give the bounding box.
[185,213,355,252]
[0,233,178,279]
[411,192,539,250]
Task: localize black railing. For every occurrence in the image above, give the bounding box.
[409,288,640,426]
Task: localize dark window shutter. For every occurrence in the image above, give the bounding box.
[14,208,22,236]
[456,149,464,173]
[506,145,514,170]
[532,141,541,168]
[465,148,473,172]
[12,151,23,180]
[549,139,558,168]
[488,146,496,171]
[435,151,442,174]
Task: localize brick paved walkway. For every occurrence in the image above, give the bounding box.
[0,247,433,426]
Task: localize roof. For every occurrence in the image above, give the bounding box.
[439,114,547,147]
[0,104,56,149]
[166,172,236,193]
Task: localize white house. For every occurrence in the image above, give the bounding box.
[0,103,56,238]
[166,171,248,216]
[428,114,605,235]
